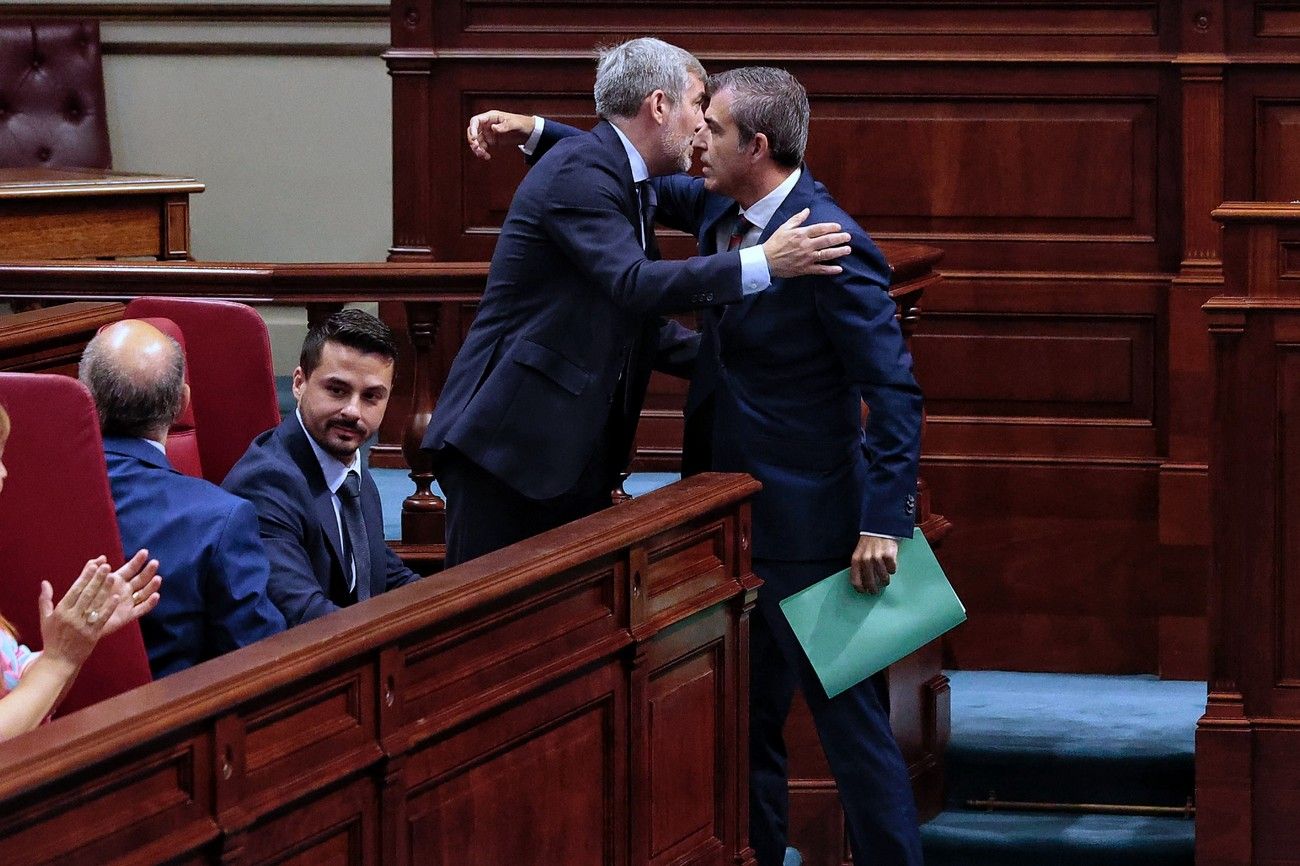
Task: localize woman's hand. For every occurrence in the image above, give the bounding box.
[37,557,126,670]
[100,549,162,638]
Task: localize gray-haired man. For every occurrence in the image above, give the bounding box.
[423,37,851,567]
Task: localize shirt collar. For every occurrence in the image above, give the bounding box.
[609,122,650,183]
[296,409,360,495]
[740,167,802,232]
[143,437,167,456]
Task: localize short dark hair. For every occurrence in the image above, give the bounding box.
[79,330,186,439]
[299,309,399,376]
[708,66,809,169]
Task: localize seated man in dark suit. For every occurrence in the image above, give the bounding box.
[80,320,285,677]
[471,66,925,866]
[223,310,420,626]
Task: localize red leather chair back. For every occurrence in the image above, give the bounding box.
[134,316,203,478]
[0,21,111,169]
[124,298,280,485]
[0,373,152,716]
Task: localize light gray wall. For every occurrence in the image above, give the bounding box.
[4,2,393,369]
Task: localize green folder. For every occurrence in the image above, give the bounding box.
[778,530,966,698]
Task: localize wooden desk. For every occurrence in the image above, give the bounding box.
[0,168,203,260]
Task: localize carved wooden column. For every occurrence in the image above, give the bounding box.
[1159,0,1229,679]
[1197,202,1300,866]
[397,300,445,553]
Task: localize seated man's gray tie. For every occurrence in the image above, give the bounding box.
[336,471,369,604]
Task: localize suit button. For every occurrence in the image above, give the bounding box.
[705,292,714,302]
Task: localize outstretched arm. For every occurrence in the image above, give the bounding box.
[466,110,538,160]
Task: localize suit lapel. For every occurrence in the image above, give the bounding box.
[722,167,817,332]
[279,419,347,571]
[698,199,739,256]
[592,121,642,236]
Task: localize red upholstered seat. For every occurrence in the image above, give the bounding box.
[0,20,111,169]
[133,316,203,478]
[124,298,279,485]
[0,372,152,717]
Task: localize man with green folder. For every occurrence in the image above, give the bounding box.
[468,66,924,866]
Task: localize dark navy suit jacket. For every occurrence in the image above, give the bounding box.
[530,121,923,561]
[422,120,736,501]
[103,436,285,677]
[222,416,420,626]
[657,168,923,561]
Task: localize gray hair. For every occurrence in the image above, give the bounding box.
[80,329,186,439]
[593,37,706,121]
[709,66,809,168]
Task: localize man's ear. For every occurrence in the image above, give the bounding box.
[749,132,770,161]
[179,382,192,417]
[291,367,306,402]
[646,89,669,124]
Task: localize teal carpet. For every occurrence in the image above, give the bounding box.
[920,671,1200,865]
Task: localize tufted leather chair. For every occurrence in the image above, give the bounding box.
[0,20,111,168]
[0,372,153,717]
[124,298,280,485]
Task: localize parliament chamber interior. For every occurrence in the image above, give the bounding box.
[0,3,1296,864]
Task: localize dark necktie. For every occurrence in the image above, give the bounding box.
[727,213,752,251]
[335,471,367,605]
[637,180,660,260]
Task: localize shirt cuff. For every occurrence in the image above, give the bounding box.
[860,531,906,541]
[520,116,545,156]
[739,246,770,296]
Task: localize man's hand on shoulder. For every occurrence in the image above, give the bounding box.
[467,110,536,160]
[762,208,852,279]
[850,534,898,595]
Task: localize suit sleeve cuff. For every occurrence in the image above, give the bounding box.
[739,246,770,296]
[520,116,545,156]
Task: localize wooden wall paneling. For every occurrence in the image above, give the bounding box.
[789,62,1177,275]
[425,0,1174,56]
[1161,1,1223,679]
[1227,0,1300,57]
[924,455,1159,673]
[0,729,220,866]
[401,664,627,866]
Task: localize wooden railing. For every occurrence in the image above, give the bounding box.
[0,242,948,552]
[0,247,952,849]
[0,473,761,866]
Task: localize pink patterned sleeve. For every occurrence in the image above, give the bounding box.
[0,629,39,696]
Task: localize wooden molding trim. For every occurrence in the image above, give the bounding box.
[0,4,387,23]
[103,41,384,56]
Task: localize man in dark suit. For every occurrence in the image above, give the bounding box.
[424,37,852,568]
[81,320,285,676]
[224,310,421,627]
[471,66,925,866]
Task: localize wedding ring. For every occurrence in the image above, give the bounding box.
[85,609,101,625]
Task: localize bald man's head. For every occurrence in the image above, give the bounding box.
[80,320,187,441]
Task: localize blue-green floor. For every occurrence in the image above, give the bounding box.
[920,671,1200,866]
